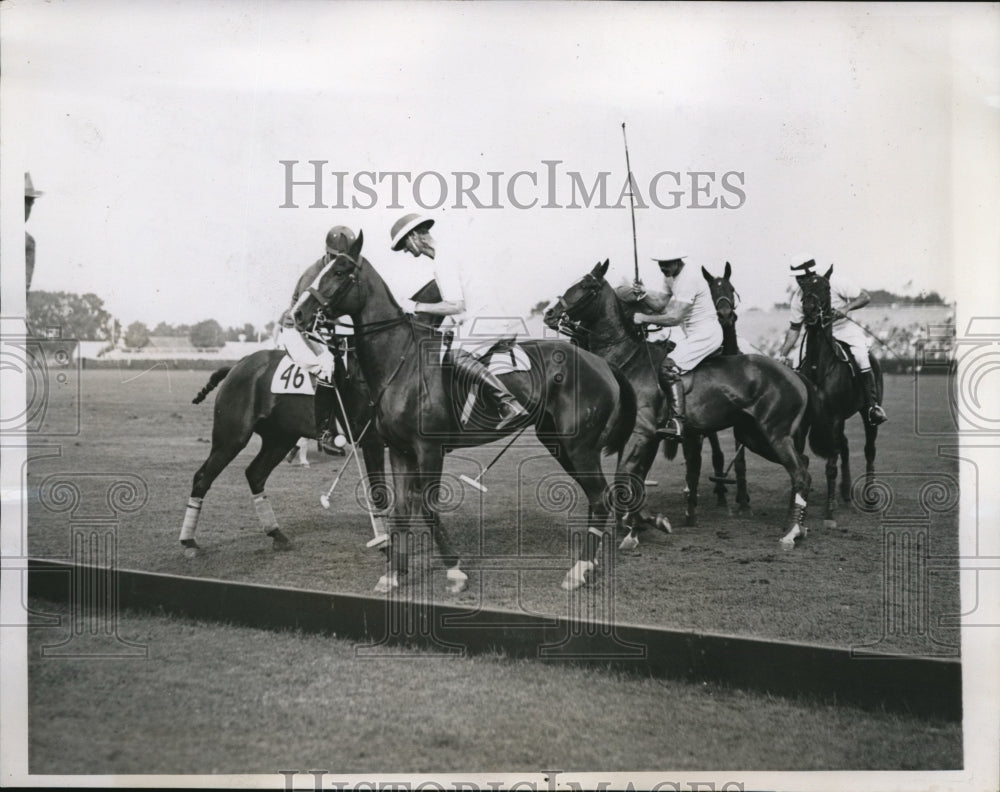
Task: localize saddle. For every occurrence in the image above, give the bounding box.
[681,347,725,394]
[834,340,860,377]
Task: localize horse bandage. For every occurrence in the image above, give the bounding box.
[252,493,280,531]
[179,497,203,541]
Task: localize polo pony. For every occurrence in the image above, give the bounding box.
[546,259,836,550]
[293,232,638,592]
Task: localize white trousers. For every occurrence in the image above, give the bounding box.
[278,327,335,381]
[831,319,872,371]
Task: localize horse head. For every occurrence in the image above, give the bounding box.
[293,230,367,330]
[702,262,739,329]
[798,265,834,330]
[544,259,610,342]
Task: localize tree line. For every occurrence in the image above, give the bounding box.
[27,290,274,348]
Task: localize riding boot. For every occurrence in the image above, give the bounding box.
[314,380,346,455]
[453,352,529,430]
[861,369,887,425]
[655,361,685,439]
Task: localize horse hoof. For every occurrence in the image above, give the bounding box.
[618,533,639,551]
[561,561,594,591]
[655,515,672,534]
[684,513,697,528]
[823,519,837,530]
[268,529,293,551]
[779,525,802,551]
[374,572,399,593]
[446,568,468,594]
[182,544,202,559]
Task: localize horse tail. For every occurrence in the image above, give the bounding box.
[799,373,837,458]
[603,365,638,456]
[192,367,232,404]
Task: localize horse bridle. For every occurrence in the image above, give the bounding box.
[549,276,602,344]
[712,291,739,325]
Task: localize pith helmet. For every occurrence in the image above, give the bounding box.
[650,238,685,264]
[25,172,43,198]
[325,225,357,255]
[390,213,434,251]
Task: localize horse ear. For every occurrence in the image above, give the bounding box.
[701,266,712,282]
[724,261,731,279]
[823,265,833,280]
[592,260,609,279]
[349,229,364,261]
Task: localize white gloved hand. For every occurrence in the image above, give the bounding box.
[400,299,418,314]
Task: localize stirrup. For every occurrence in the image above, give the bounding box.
[867,405,887,425]
[655,418,684,439]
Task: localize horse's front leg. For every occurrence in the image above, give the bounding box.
[616,432,671,551]
[375,449,415,593]
[359,432,390,545]
[733,434,750,514]
[418,452,467,594]
[683,432,703,527]
[861,417,878,494]
[562,467,612,591]
[778,439,811,550]
[824,428,845,529]
[707,431,728,508]
[839,429,853,503]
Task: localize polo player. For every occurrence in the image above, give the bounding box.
[386,212,529,431]
[778,258,888,425]
[25,172,43,294]
[631,242,724,439]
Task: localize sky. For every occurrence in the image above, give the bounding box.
[2,1,998,331]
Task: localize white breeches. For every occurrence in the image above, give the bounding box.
[831,320,872,371]
[278,327,335,380]
[668,323,724,373]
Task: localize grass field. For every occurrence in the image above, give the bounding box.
[27,600,961,774]
[22,366,965,774]
[26,368,961,654]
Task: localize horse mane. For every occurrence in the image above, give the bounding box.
[608,282,649,342]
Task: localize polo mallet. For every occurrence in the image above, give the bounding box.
[621,122,641,288]
[319,419,371,509]
[459,426,529,493]
[327,381,388,548]
[708,443,746,486]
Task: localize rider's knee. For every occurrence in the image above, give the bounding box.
[660,357,681,379]
[850,346,871,371]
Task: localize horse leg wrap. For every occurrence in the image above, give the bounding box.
[792,492,807,526]
[179,497,203,541]
[252,492,280,532]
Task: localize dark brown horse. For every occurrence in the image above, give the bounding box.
[702,262,749,510]
[795,266,883,528]
[179,342,387,554]
[546,259,836,550]
[293,231,638,592]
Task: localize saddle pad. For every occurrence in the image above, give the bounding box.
[480,344,532,376]
[270,355,317,395]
